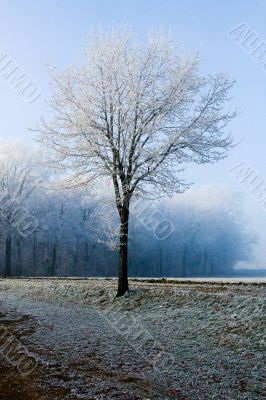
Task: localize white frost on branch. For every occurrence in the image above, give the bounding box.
[36,27,235,211]
[89,203,121,250]
[35,27,236,294]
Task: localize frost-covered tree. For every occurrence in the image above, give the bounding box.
[36,28,235,296]
[0,156,40,276]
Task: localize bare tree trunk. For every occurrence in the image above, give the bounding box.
[158,244,163,277]
[84,240,89,262]
[16,239,22,276]
[5,234,12,277]
[182,244,187,277]
[72,236,79,276]
[84,241,97,275]
[116,206,129,297]
[33,231,37,271]
[203,248,208,276]
[48,243,57,276]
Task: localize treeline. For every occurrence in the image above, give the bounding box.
[0,150,254,277]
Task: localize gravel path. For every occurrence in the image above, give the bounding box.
[0,279,265,399]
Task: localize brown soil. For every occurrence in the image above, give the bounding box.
[0,306,71,400]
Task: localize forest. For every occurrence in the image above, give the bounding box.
[0,146,253,278]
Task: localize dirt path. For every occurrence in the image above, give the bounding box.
[0,306,71,400]
[0,296,183,400]
[0,279,265,399]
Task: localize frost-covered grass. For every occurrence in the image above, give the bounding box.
[0,278,265,399]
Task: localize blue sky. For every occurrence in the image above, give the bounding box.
[0,0,266,268]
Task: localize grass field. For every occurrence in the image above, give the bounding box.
[0,278,265,399]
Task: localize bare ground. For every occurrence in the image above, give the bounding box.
[0,278,265,400]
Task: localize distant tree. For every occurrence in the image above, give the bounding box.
[0,157,39,276]
[36,27,235,296]
[38,190,80,276]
